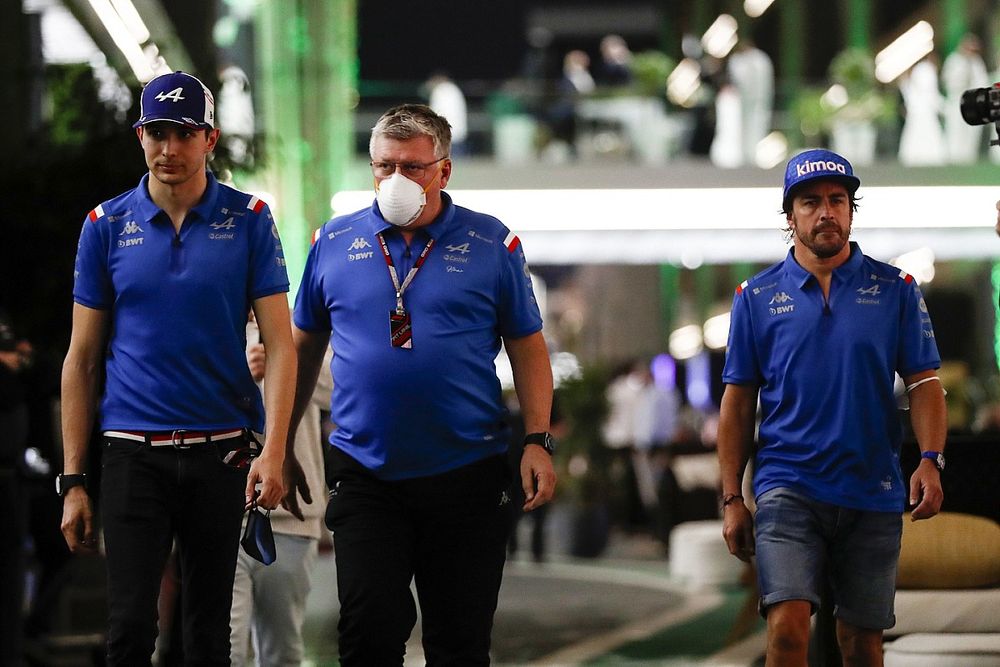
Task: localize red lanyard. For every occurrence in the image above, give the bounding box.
[376,232,435,315]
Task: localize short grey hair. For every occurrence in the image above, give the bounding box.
[369,104,452,159]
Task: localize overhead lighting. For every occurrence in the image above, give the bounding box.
[669,324,704,360]
[703,312,732,350]
[875,21,934,83]
[331,186,999,233]
[820,84,849,111]
[754,131,788,169]
[110,0,150,43]
[667,58,702,108]
[702,14,739,59]
[88,0,153,81]
[744,0,776,18]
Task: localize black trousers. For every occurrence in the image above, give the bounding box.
[100,438,247,666]
[327,449,512,666]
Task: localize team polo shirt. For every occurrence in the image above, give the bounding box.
[722,242,940,512]
[294,192,543,480]
[73,172,289,432]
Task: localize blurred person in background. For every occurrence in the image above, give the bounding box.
[59,70,295,665]
[727,37,774,166]
[595,34,633,88]
[426,72,469,157]
[718,148,946,665]
[942,34,989,165]
[289,103,555,665]
[230,314,331,667]
[0,307,30,665]
[898,58,947,166]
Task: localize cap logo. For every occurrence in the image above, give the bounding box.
[796,160,846,177]
[155,87,186,103]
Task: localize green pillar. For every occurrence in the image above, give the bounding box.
[941,0,968,54]
[778,0,806,115]
[659,264,680,341]
[843,0,872,50]
[256,0,357,299]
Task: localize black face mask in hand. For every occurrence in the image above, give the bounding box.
[241,500,276,565]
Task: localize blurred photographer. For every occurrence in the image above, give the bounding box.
[0,307,30,665]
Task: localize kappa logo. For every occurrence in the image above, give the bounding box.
[768,292,794,305]
[155,87,185,103]
[445,242,471,254]
[119,221,143,235]
[348,237,372,251]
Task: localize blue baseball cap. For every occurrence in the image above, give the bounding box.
[782,149,860,211]
[133,71,215,130]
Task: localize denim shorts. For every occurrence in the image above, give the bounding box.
[754,487,902,630]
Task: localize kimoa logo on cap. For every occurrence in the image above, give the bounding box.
[796,159,847,177]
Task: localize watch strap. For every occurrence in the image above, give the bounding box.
[523,431,555,455]
[920,450,945,471]
[56,473,87,496]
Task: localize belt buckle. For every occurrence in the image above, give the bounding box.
[171,430,192,450]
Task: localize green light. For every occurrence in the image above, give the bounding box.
[992,263,1000,371]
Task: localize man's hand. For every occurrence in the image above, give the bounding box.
[909,460,944,520]
[60,487,97,554]
[246,342,266,382]
[281,453,312,521]
[722,501,755,562]
[246,451,285,510]
[520,444,557,511]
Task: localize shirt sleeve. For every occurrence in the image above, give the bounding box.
[722,286,761,385]
[72,216,113,310]
[897,280,941,375]
[292,235,332,332]
[497,232,543,339]
[248,203,290,300]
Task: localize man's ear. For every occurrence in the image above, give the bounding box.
[438,158,452,189]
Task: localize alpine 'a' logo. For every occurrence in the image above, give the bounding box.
[155,87,185,103]
[211,217,236,230]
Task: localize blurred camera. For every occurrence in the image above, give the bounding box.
[960,84,1000,146]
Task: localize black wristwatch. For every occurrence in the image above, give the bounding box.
[523,432,555,456]
[56,473,87,497]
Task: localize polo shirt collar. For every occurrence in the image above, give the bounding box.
[369,191,456,240]
[783,241,864,289]
[133,171,220,225]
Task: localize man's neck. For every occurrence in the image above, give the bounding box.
[148,171,208,232]
[794,244,851,297]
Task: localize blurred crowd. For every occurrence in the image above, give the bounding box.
[417,30,999,168]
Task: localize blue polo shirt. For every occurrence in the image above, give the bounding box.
[294,193,543,480]
[73,172,289,432]
[722,243,940,512]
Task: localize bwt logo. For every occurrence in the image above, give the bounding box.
[796,160,846,177]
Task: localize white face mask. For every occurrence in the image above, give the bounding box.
[375,173,427,227]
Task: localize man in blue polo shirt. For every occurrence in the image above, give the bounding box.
[59,71,296,665]
[717,148,946,665]
[289,104,556,665]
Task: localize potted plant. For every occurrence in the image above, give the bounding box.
[555,364,615,557]
[792,48,897,164]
